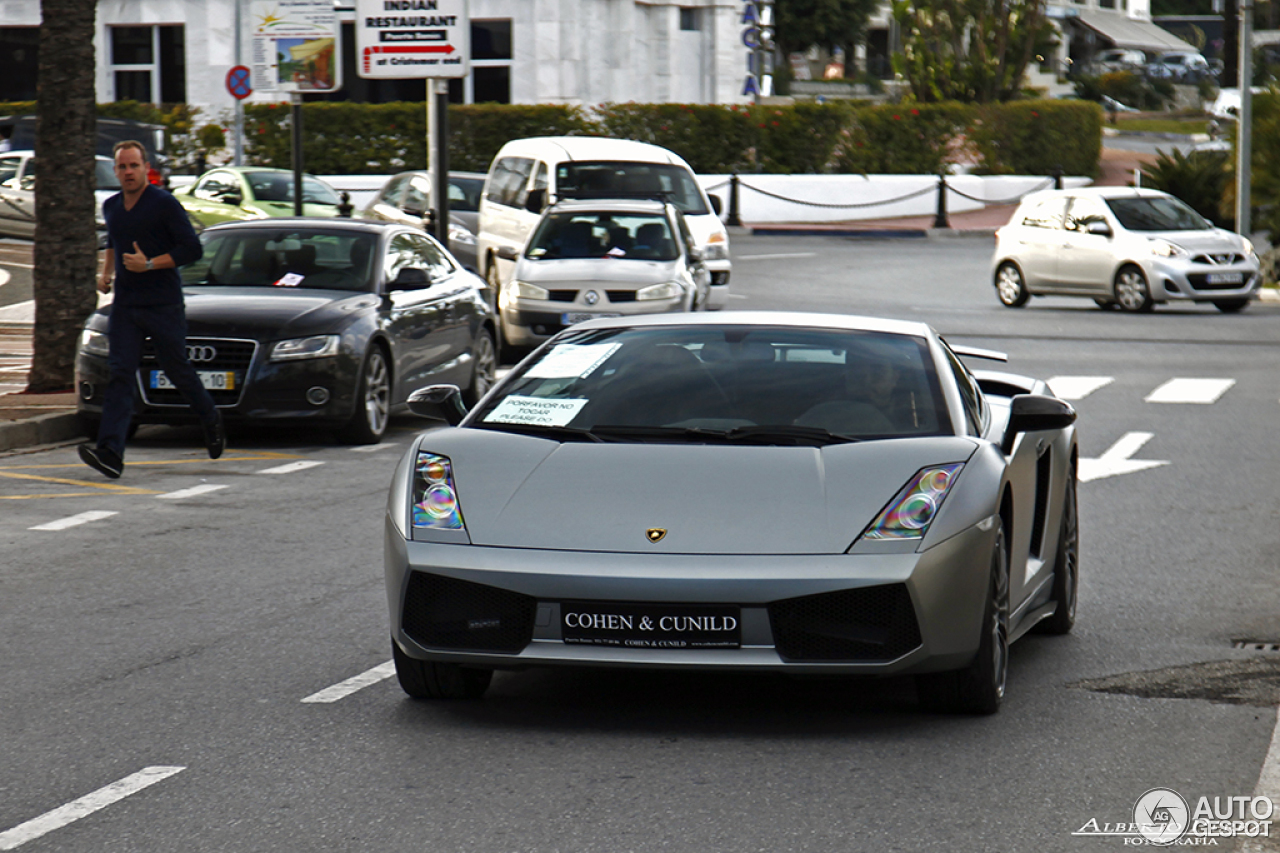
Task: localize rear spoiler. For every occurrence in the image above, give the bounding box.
[948,343,1008,362]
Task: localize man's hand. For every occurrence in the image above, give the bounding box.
[97,276,112,294]
[122,241,149,273]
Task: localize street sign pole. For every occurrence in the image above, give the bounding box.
[234,0,244,166]
[1236,0,1253,237]
[434,80,450,248]
[292,93,303,216]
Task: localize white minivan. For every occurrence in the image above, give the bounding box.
[476,137,731,321]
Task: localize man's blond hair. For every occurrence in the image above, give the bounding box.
[112,140,148,163]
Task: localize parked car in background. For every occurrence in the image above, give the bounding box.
[361,170,485,272]
[1145,51,1212,82]
[0,151,118,245]
[992,187,1260,313]
[1091,48,1146,74]
[0,114,170,185]
[173,167,343,228]
[494,198,711,348]
[75,218,497,445]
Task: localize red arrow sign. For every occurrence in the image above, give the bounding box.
[362,44,455,73]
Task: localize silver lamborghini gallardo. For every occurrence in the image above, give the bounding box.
[384,312,1080,714]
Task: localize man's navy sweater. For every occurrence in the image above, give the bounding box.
[103,185,203,307]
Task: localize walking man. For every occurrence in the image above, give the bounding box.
[78,140,223,479]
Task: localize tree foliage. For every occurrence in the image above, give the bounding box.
[775,0,880,58]
[891,0,1054,102]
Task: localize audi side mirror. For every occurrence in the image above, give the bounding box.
[391,267,431,291]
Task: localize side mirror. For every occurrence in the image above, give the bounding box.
[1087,220,1112,237]
[525,188,546,213]
[708,194,723,216]
[391,267,431,290]
[1002,394,1076,454]
[219,191,243,206]
[496,245,519,262]
[407,384,467,425]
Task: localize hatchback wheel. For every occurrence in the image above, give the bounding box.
[995,262,1030,308]
[1113,265,1154,312]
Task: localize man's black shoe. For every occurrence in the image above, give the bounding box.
[78,443,123,479]
[203,411,225,459]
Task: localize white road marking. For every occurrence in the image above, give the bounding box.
[1079,432,1168,483]
[349,444,398,453]
[0,766,185,851]
[301,661,396,703]
[157,484,228,500]
[1240,708,1280,853]
[256,460,325,474]
[1145,377,1235,404]
[736,252,817,260]
[28,510,118,531]
[1047,375,1114,401]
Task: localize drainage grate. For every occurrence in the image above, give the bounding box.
[1233,640,1280,652]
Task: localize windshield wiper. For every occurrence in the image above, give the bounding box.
[477,423,603,443]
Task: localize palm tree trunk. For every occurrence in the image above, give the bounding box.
[27,0,100,393]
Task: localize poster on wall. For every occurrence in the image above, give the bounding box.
[250,0,342,93]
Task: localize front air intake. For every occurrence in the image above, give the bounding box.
[401,572,536,654]
[769,584,922,662]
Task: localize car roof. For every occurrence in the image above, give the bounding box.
[545,198,673,216]
[203,217,405,235]
[1018,186,1172,205]
[495,136,684,165]
[560,310,937,338]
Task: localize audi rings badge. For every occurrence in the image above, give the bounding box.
[187,345,218,363]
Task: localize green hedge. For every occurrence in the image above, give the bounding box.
[2,98,1103,179]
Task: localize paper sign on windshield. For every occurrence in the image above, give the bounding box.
[523,343,621,379]
[484,396,589,427]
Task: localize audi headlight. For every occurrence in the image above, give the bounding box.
[79,328,109,358]
[270,334,340,361]
[861,464,964,541]
[413,452,466,531]
[1149,239,1188,258]
[636,281,684,301]
[510,280,549,300]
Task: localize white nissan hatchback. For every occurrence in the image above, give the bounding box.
[992,187,1261,313]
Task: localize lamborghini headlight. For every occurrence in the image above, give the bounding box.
[413,452,466,531]
[636,281,684,301]
[861,464,964,541]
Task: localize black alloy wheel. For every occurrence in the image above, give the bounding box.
[392,639,493,700]
[1034,467,1078,635]
[336,346,390,445]
[463,329,498,407]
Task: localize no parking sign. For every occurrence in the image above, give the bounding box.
[226,65,253,100]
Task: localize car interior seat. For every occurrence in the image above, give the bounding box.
[285,244,317,276]
[633,223,673,259]
[238,239,276,283]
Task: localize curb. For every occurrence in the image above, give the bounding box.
[0,412,85,454]
[750,226,928,238]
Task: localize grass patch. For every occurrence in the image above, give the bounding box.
[1112,117,1211,135]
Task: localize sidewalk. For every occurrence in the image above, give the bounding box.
[0,323,83,453]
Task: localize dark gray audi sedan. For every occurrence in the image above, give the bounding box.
[76,218,497,444]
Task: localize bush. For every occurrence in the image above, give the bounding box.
[594,102,757,173]
[833,102,972,175]
[1141,147,1232,227]
[968,100,1102,177]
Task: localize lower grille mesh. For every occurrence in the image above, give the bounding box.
[401,572,536,654]
[769,584,922,662]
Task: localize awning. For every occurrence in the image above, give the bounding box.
[1072,10,1196,53]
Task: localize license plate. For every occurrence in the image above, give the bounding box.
[561,602,741,649]
[151,370,236,391]
[562,312,622,326]
[1206,272,1243,285]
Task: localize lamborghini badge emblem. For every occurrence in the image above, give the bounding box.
[646,528,667,543]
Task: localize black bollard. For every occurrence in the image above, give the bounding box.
[933,174,949,229]
[726,173,742,227]
[337,191,353,218]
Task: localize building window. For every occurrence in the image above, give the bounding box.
[680,8,701,31]
[0,28,39,101]
[109,25,186,104]
[466,19,512,103]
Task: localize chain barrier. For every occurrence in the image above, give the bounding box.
[944,177,1056,205]
[734,178,938,209]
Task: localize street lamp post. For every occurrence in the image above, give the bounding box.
[1235,0,1253,237]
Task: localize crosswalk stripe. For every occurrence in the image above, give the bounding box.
[157,484,228,500]
[1047,376,1114,401]
[1145,378,1235,404]
[28,510,118,531]
[256,460,324,474]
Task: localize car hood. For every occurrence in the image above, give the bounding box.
[415,429,980,555]
[1143,228,1249,253]
[249,201,339,218]
[181,286,378,338]
[515,258,681,286]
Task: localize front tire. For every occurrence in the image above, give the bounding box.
[1113,265,1154,312]
[1034,467,1078,635]
[462,328,497,407]
[995,262,1030,308]
[917,523,1009,715]
[392,639,493,700]
[336,346,390,445]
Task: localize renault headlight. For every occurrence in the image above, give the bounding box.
[510,280,549,301]
[79,328,109,358]
[636,281,684,301]
[861,464,964,541]
[413,452,466,531]
[270,334,340,361]
[1149,239,1188,258]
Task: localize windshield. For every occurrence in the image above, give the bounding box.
[469,325,951,443]
[181,229,378,292]
[527,211,677,261]
[555,161,710,215]
[1105,196,1212,231]
[247,173,341,205]
[95,160,120,190]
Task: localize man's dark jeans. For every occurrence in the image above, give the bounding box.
[98,303,217,456]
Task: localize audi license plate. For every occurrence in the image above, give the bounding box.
[151,370,236,391]
[1206,272,1244,285]
[561,602,741,649]
[562,312,622,326]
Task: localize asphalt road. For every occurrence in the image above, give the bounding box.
[1,233,1278,852]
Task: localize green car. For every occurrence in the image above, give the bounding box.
[173,167,343,227]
